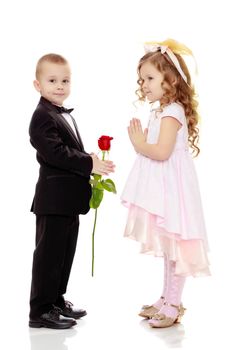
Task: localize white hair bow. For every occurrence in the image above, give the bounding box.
[144,43,188,83]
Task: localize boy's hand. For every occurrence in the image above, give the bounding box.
[90,154,115,176]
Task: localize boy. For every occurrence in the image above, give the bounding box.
[29,53,114,329]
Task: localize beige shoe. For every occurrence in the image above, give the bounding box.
[138,296,164,319]
[138,305,159,319]
[148,302,186,328]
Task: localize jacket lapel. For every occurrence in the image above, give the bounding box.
[70,115,85,150]
[38,97,85,151]
[49,110,83,150]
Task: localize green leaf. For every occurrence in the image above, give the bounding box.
[95,182,104,190]
[93,174,102,181]
[89,188,104,209]
[101,179,117,193]
[89,179,98,186]
[89,179,104,190]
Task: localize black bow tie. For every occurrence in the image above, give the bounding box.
[55,105,74,114]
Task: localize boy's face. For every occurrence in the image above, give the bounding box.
[34,62,71,106]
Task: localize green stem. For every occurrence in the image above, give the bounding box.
[92,208,98,277]
[91,151,106,276]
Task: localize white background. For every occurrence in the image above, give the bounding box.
[0,0,232,349]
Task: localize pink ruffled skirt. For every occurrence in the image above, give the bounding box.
[124,204,210,277]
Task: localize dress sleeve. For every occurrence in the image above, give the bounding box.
[159,103,185,125]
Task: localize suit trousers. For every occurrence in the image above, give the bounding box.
[29,214,79,318]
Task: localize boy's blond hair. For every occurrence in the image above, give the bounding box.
[35,53,68,79]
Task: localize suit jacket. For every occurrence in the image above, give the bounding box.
[29,96,93,216]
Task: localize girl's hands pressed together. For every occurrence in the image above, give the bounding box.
[127,118,147,152]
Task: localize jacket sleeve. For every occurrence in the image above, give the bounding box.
[29,109,93,178]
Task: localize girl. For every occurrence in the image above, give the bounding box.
[121,39,210,328]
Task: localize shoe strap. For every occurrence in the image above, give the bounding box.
[163,301,180,311]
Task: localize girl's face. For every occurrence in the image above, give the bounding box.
[140,61,165,103]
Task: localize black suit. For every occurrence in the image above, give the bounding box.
[29,97,92,318]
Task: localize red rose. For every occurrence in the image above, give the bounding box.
[90,134,116,276]
[98,135,113,151]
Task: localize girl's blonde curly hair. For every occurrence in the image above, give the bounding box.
[136,39,200,157]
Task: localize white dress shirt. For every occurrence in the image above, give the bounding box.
[61,112,78,138]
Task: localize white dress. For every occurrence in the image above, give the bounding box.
[121,102,210,277]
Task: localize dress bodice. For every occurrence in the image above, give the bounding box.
[147,103,189,152]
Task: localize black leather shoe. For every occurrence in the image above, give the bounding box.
[59,301,87,319]
[29,307,77,329]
